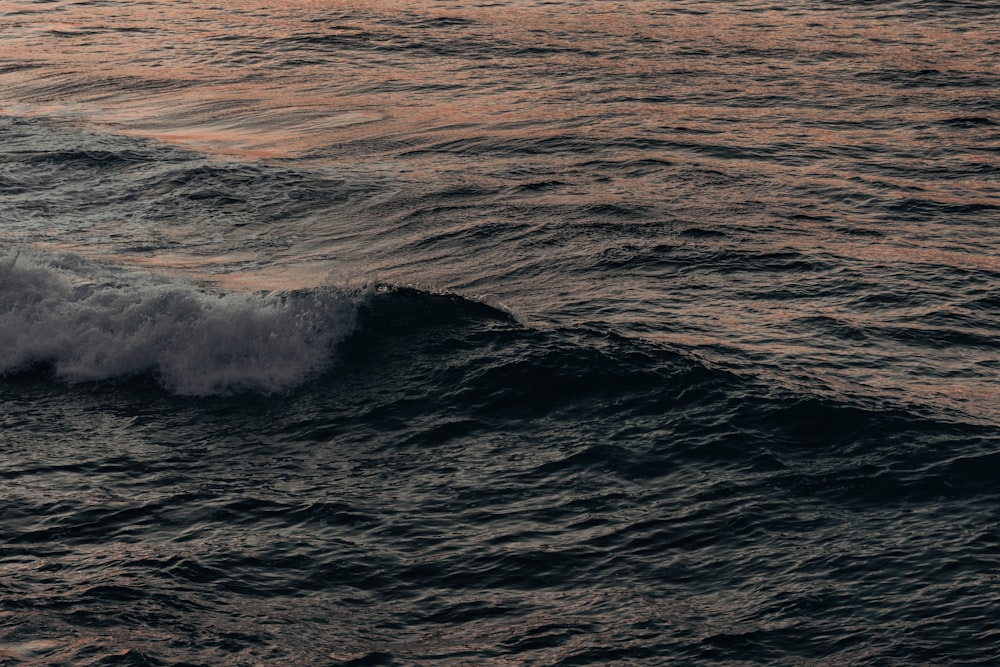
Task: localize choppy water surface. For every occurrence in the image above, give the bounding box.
[1,1,998,664]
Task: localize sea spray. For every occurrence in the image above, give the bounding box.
[0,247,358,394]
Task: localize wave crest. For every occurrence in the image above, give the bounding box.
[0,248,357,395]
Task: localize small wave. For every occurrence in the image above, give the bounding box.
[939,116,997,128]
[0,247,358,395]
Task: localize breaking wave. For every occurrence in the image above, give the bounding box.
[0,247,358,395]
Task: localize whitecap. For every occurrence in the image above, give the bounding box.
[0,246,358,395]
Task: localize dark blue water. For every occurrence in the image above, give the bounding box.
[1,1,998,664]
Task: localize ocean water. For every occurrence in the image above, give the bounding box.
[1,0,998,664]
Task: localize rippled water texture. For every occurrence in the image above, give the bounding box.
[3,0,998,421]
[1,1,998,665]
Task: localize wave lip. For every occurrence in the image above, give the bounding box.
[0,248,357,395]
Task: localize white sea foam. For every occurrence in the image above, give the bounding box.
[0,247,357,395]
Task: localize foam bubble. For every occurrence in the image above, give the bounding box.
[0,247,358,395]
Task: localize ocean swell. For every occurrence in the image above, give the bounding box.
[0,247,357,395]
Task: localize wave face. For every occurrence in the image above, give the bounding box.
[1,0,999,665]
[0,248,357,395]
